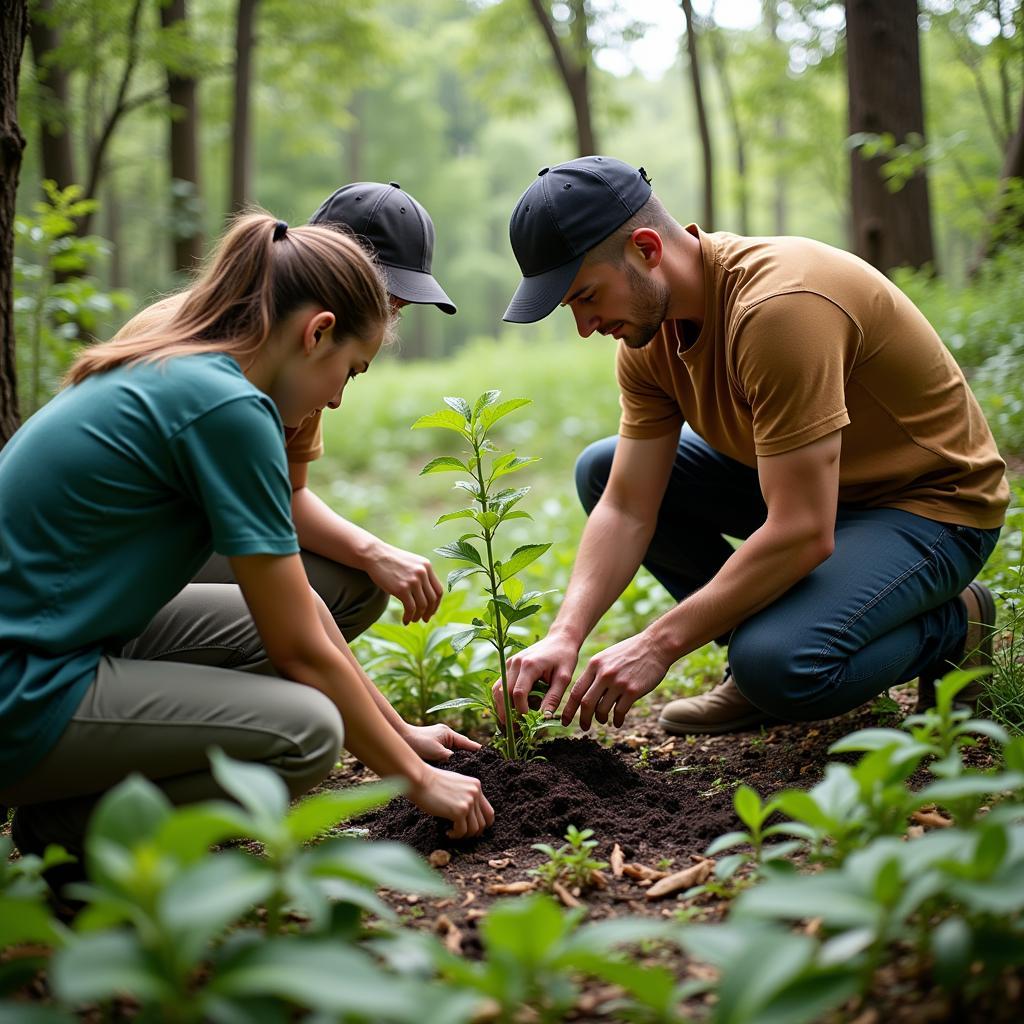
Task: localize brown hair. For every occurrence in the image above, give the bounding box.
[66,212,391,386]
[584,193,683,267]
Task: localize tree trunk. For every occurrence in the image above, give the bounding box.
[970,85,1024,274]
[707,23,748,233]
[681,0,714,229]
[526,0,597,157]
[846,0,935,272]
[344,92,365,182]
[1,0,28,446]
[764,0,787,234]
[160,0,203,273]
[28,0,76,192]
[230,0,259,214]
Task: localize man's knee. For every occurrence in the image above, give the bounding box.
[728,623,823,722]
[574,436,617,514]
[279,687,345,797]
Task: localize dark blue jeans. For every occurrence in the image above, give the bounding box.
[575,428,1001,722]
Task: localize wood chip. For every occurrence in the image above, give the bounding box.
[622,862,667,881]
[804,916,823,937]
[645,858,715,900]
[487,880,534,895]
[435,915,464,954]
[638,878,652,887]
[487,857,511,869]
[590,868,608,889]
[552,881,582,908]
[428,849,452,867]
[610,843,625,877]
[433,898,453,909]
[466,907,486,922]
[460,891,476,907]
[653,739,676,754]
[404,894,420,905]
[905,824,925,840]
[912,810,953,829]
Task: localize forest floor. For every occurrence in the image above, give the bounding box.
[316,684,1024,1024]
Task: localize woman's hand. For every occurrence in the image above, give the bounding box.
[366,542,443,624]
[402,722,481,762]
[408,765,494,838]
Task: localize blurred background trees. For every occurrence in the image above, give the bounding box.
[3,0,1024,435]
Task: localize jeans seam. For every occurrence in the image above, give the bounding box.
[809,526,952,680]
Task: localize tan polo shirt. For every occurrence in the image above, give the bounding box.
[617,226,1009,529]
[114,294,324,464]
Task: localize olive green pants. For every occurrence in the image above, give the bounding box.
[2,551,387,859]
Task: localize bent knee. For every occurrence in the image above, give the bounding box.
[729,625,822,721]
[574,436,617,513]
[281,687,345,797]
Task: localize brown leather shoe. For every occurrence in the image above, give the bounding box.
[658,670,775,735]
[916,580,997,712]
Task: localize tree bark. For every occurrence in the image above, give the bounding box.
[1,0,28,446]
[28,0,76,192]
[846,0,935,273]
[681,0,714,229]
[230,0,259,213]
[160,0,203,273]
[707,22,747,233]
[526,0,597,156]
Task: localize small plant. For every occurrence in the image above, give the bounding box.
[530,825,609,892]
[413,391,556,760]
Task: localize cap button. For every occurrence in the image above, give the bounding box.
[389,181,401,189]
[538,167,549,176]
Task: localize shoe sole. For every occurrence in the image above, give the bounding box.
[964,580,996,666]
[657,712,772,736]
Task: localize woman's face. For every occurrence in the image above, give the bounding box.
[273,310,386,428]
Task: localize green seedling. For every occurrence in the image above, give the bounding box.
[530,825,609,892]
[414,390,557,760]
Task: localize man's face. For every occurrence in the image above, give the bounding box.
[559,259,670,349]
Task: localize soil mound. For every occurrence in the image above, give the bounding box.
[365,737,735,860]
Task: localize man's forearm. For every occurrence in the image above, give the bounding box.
[551,499,655,646]
[647,518,832,662]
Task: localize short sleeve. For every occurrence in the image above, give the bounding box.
[616,344,685,439]
[284,410,324,463]
[171,397,299,556]
[732,292,859,457]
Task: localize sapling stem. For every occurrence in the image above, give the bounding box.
[472,426,518,759]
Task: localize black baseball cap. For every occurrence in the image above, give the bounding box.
[503,156,653,324]
[309,182,456,315]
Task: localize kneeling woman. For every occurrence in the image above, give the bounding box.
[0,215,493,873]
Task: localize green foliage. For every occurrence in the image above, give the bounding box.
[414,390,555,760]
[13,181,132,414]
[37,750,451,1020]
[530,825,609,892]
[357,591,489,726]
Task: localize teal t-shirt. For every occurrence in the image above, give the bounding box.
[0,353,299,785]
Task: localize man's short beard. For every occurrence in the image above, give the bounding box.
[623,262,671,349]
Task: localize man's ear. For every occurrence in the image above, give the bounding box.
[629,228,663,269]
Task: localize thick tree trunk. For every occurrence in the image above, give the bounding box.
[764,0,787,234]
[681,0,714,229]
[28,0,76,192]
[846,0,935,272]
[1,0,28,446]
[708,25,748,233]
[230,0,259,214]
[527,0,598,157]
[160,0,203,273]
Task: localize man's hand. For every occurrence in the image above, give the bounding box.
[493,633,581,720]
[560,630,674,730]
[402,722,481,762]
[367,542,443,624]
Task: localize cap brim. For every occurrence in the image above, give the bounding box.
[383,266,457,315]
[502,256,584,324]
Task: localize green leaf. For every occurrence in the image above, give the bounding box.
[715,853,750,881]
[443,396,473,421]
[51,930,174,1004]
[480,398,531,431]
[919,772,1024,803]
[734,785,767,830]
[420,456,469,475]
[490,456,540,482]
[706,831,749,856]
[370,622,422,655]
[482,895,571,961]
[210,748,289,823]
[428,696,490,715]
[434,540,483,566]
[503,577,525,605]
[450,626,488,653]
[286,782,403,843]
[0,898,65,947]
[155,804,250,864]
[491,486,530,513]
[473,390,502,418]
[318,840,450,896]
[498,543,551,581]
[87,775,172,854]
[412,409,468,433]
[931,917,972,990]
[447,566,484,590]
[435,509,477,526]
